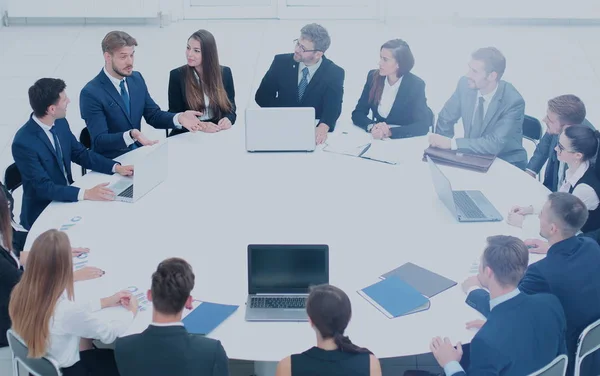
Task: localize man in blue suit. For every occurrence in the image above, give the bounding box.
[430,235,567,376]
[80,30,202,159]
[12,78,134,230]
[465,192,600,376]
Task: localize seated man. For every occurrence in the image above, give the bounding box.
[11,78,133,231]
[429,47,527,169]
[255,23,345,145]
[115,258,229,376]
[526,94,595,191]
[80,30,202,159]
[466,193,600,376]
[430,235,566,375]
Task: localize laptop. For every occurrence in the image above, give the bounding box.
[245,244,329,322]
[426,156,503,222]
[245,107,316,152]
[109,141,168,203]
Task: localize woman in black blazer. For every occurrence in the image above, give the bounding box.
[352,39,433,140]
[168,29,236,137]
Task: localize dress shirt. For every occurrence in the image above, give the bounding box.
[48,293,134,368]
[297,58,323,85]
[377,75,403,119]
[32,115,117,201]
[451,83,499,150]
[558,160,600,210]
[150,321,184,327]
[191,70,213,121]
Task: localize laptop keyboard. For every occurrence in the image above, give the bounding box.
[118,185,134,198]
[453,191,486,218]
[250,296,307,309]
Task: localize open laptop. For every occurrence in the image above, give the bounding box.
[245,107,316,152]
[426,156,503,222]
[109,141,168,203]
[245,244,329,322]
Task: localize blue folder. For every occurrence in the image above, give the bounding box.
[182,302,239,335]
[358,276,430,318]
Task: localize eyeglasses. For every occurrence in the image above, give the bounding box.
[294,39,320,53]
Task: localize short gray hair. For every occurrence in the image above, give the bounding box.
[300,23,331,52]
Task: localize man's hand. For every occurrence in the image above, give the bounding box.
[466,319,486,330]
[130,129,158,147]
[74,266,104,282]
[461,275,483,294]
[84,183,115,201]
[71,247,90,257]
[429,133,452,149]
[316,123,329,145]
[430,337,463,368]
[217,117,232,130]
[524,238,550,254]
[179,110,203,132]
[510,205,534,216]
[200,122,220,133]
[115,164,134,176]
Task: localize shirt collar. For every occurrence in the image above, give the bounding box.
[384,75,403,90]
[103,67,125,89]
[478,83,499,103]
[299,57,323,78]
[150,321,184,327]
[32,114,54,132]
[490,288,520,311]
[565,160,589,187]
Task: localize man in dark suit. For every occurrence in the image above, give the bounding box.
[466,193,600,376]
[80,30,203,159]
[430,235,567,376]
[255,23,345,145]
[430,47,527,169]
[115,258,229,376]
[526,95,595,191]
[11,78,134,231]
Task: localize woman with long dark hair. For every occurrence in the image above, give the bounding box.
[275,284,381,376]
[168,29,236,136]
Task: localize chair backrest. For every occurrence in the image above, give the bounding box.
[528,354,568,376]
[523,115,544,143]
[575,317,600,376]
[79,127,91,149]
[6,329,62,376]
[4,163,22,193]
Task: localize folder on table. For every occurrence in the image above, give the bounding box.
[381,262,457,298]
[182,302,238,335]
[422,147,496,172]
[358,276,430,318]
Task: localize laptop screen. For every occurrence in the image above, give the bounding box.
[248,245,329,294]
[426,157,458,216]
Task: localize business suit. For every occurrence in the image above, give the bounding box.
[435,77,527,168]
[352,70,433,139]
[115,324,229,376]
[80,70,176,159]
[467,236,600,375]
[11,116,116,230]
[255,53,345,131]
[526,119,595,192]
[0,246,22,348]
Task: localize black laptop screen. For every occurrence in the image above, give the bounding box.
[248,245,329,294]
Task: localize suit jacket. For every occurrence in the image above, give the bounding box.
[115,325,229,376]
[168,65,236,125]
[527,119,595,192]
[255,53,345,131]
[351,70,433,139]
[0,246,22,348]
[11,116,116,230]
[435,77,527,167]
[467,236,600,376]
[80,70,176,159]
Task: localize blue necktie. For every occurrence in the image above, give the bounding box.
[119,79,130,116]
[49,127,66,177]
[298,67,309,102]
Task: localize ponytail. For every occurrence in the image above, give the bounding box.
[333,332,372,354]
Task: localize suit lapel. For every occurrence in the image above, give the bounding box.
[385,75,410,121]
[288,56,301,104]
[127,75,142,123]
[300,57,328,105]
[31,121,63,171]
[480,82,505,135]
[98,71,133,125]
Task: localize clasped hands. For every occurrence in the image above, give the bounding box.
[178,110,232,133]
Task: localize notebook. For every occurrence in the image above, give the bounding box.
[381,262,457,298]
[182,302,238,335]
[422,147,496,173]
[358,276,430,318]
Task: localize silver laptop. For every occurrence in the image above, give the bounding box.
[245,244,329,322]
[245,107,316,152]
[109,141,168,203]
[426,156,502,222]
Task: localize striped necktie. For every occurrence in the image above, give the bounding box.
[298,67,309,102]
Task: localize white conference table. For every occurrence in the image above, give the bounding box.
[26,125,549,362]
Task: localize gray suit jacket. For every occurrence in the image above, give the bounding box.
[435,77,527,167]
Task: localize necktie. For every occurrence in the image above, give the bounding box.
[49,127,66,178]
[119,79,130,116]
[471,96,485,138]
[298,67,309,102]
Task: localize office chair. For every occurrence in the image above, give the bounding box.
[79,127,91,176]
[6,329,62,376]
[523,115,543,146]
[574,317,600,376]
[527,354,568,376]
[4,163,22,193]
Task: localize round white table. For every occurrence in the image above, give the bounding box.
[26,126,549,362]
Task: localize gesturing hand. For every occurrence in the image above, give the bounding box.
[430,337,463,367]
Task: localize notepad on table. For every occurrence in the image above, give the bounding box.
[381,262,457,298]
[358,276,430,318]
[182,302,238,335]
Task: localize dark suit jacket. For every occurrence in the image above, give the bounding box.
[255,53,345,131]
[80,70,176,159]
[0,246,22,348]
[467,236,600,375]
[168,65,236,125]
[115,325,229,376]
[11,116,116,230]
[352,70,433,139]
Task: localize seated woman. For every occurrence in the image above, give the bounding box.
[168,29,236,136]
[275,284,381,376]
[352,39,433,140]
[9,229,138,376]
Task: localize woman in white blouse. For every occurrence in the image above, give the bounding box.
[9,229,138,376]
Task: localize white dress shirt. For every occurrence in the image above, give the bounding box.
[451,83,499,150]
[297,58,323,85]
[150,321,184,327]
[377,76,403,119]
[48,293,134,368]
[191,70,213,121]
[558,161,600,210]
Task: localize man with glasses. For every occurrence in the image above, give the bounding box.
[255,23,345,144]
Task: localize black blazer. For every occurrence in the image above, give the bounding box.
[0,246,23,348]
[168,65,237,125]
[352,70,433,139]
[255,53,345,131]
[115,325,229,376]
